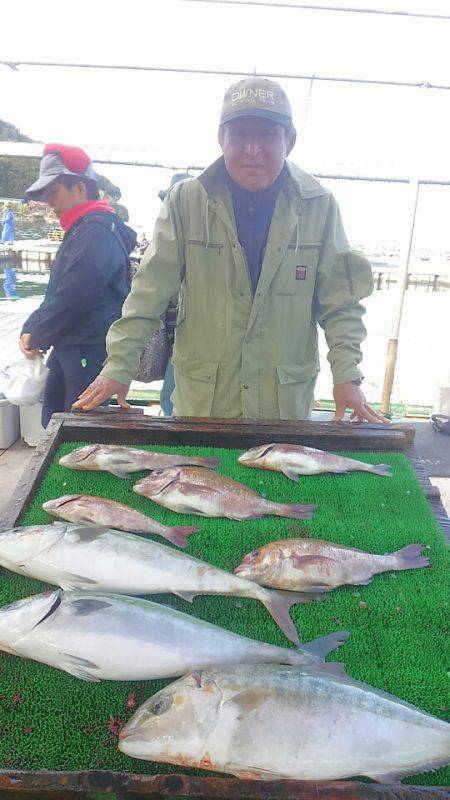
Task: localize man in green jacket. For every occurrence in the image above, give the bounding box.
[75,77,386,423]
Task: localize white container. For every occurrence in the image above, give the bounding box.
[20,402,45,447]
[0,399,20,448]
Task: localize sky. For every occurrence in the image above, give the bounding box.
[1,0,449,251]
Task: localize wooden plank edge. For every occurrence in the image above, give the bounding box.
[0,417,65,531]
[408,447,450,545]
[60,412,415,451]
[0,771,448,799]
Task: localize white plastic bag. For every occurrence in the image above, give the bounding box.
[0,355,49,406]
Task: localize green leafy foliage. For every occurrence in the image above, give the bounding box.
[0,443,448,785]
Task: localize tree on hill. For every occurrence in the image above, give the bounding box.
[0,119,129,220]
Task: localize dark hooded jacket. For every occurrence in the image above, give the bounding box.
[22,212,136,350]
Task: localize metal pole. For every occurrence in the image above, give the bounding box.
[380,179,420,416]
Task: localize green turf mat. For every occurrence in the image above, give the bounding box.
[0,442,448,785]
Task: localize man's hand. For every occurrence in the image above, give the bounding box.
[19,333,40,360]
[72,376,131,411]
[333,382,390,424]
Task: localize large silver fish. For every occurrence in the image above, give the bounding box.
[119,662,450,782]
[42,494,198,548]
[0,523,322,644]
[59,444,219,479]
[235,538,429,592]
[0,590,348,681]
[133,467,315,520]
[238,443,392,480]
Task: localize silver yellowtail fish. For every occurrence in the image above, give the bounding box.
[0,523,323,644]
[42,494,199,548]
[238,443,392,480]
[0,590,348,681]
[59,444,219,479]
[119,662,450,782]
[235,538,430,592]
[133,467,315,520]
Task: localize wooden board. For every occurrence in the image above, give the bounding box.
[0,412,448,799]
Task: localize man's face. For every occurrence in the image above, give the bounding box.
[41,179,87,217]
[219,116,295,192]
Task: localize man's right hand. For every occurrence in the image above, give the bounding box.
[72,376,131,411]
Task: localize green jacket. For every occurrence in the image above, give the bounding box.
[102,157,373,420]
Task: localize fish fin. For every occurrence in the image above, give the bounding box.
[58,572,100,591]
[301,630,351,660]
[369,463,393,477]
[108,456,134,468]
[175,483,224,515]
[271,588,326,604]
[71,525,108,542]
[355,577,374,586]
[227,764,283,780]
[278,503,316,520]
[321,661,349,677]
[61,653,101,682]
[367,757,450,783]
[173,590,197,603]
[238,443,275,464]
[163,525,200,548]
[109,470,133,480]
[391,543,430,570]
[281,467,300,481]
[66,597,113,616]
[225,687,271,715]
[290,554,337,570]
[77,514,96,526]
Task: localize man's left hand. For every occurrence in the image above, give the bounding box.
[333,382,390,424]
[19,333,40,360]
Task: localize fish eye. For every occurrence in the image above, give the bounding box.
[250,549,260,558]
[151,695,173,716]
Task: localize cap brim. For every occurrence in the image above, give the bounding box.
[25,174,59,200]
[220,108,294,129]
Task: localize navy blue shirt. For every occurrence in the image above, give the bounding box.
[227,168,285,294]
[22,212,136,350]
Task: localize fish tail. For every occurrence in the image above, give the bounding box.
[259,590,301,645]
[164,525,200,549]
[391,543,430,570]
[369,463,393,477]
[261,587,326,644]
[278,503,316,520]
[197,457,220,468]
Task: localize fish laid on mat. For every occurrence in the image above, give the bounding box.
[0,523,324,645]
[238,443,392,480]
[59,444,219,478]
[234,539,430,592]
[0,590,348,681]
[119,662,450,782]
[42,494,198,548]
[133,467,315,520]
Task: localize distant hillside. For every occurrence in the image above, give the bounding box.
[0,119,129,221]
[0,120,34,142]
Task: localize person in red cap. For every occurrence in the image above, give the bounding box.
[19,144,137,426]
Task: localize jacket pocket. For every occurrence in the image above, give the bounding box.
[275,245,320,296]
[172,357,219,417]
[335,250,374,300]
[276,362,318,420]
